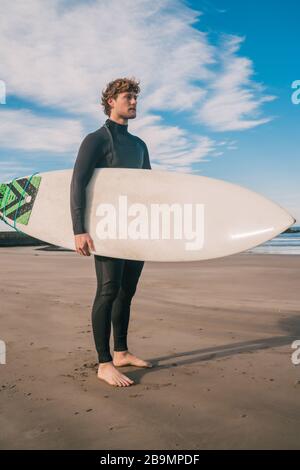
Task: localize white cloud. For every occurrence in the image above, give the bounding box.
[0,159,39,183]
[197,35,277,131]
[131,114,216,171]
[0,0,215,117]
[0,109,83,152]
[0,0,275,172]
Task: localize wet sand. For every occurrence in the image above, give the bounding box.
[0,247,300,449]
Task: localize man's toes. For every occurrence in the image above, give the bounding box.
[117,375,128,385]
[124,376,134,384]
[122,378,131,385]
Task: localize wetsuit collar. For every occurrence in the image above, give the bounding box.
[106,118,128,133]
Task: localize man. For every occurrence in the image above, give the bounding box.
[70,77,153,388]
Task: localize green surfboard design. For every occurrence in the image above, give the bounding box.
[0,175,41,226]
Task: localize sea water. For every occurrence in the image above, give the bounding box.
[247,227,300,255]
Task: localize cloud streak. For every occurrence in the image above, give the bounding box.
[0,109,83,152]
[197,35,277,131]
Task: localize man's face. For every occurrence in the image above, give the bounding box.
[108,91,137,119]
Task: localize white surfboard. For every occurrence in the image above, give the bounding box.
[0,168,295,261]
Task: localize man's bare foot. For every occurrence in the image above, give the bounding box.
[97,361,134,387]
[113,350,153,368]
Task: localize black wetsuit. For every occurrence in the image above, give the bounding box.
[70,118,151,363]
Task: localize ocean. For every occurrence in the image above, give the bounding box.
[247,227,300,255]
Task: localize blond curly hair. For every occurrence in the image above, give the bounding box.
[101,77,141,116]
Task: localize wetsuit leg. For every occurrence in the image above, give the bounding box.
[91,255,125,363]
[111,259,145,352]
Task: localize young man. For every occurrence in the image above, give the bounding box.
[70,78,153,388]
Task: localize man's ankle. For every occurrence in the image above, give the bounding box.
[98,360,113,367]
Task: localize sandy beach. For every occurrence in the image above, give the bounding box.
[0,247,300,450]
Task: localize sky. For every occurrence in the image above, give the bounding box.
[0,0,299,231]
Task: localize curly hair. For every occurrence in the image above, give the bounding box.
[101,77,141,116]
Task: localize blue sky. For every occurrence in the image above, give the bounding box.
[0,0,299,230]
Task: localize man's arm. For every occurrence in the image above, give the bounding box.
[70,132,100,235]
[142,143,152,170]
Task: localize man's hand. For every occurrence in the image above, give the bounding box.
[74,233,96,256]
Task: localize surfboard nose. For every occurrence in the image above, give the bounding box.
[228,203,295,250]
[273,207,296,233]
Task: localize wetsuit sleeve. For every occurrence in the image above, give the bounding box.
[142,143,152,170]
[70,133,100,235]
